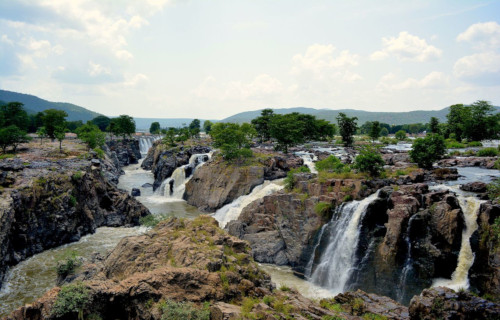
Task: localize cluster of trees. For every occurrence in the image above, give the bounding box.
[0,102,31,153]
[159,119,202,146]
[251,109,337,152]
[445,101,499,141]
[210,122,256,159]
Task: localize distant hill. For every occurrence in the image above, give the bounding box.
[133,118,217,131]
[221,106,500,125]
[0,90,101,122]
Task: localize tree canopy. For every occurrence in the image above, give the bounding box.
[446,100,499,141]
[337,112,358,147]
[0,102,29,131]
[109,115,136,139]
[42,109,68,140]
[91,115,111,132]
[149,121,161,134]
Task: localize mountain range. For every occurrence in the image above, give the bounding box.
[1,89,498,128]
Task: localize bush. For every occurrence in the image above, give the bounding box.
[409,134,446,169]
[353,146,385,177]
[93,147,105,159]
[467,141,482,147]
[56,251,82,278]
[159,299,210,320]
[139,213,170,227]
[445,139,465,149]
[477,147,498,157]
[284,166,310,191]
[315,155,344,172]
[395,130,406,140]
[51,282,90,319]
[315,202,332,219]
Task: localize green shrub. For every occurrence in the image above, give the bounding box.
[467,141,482,147]
[56,251,81,278]
[343,195,353,202]
[159,299,210,320]
[395,130,406,140]
[51,282,89,319]
[284,166,310,191]
[0,153,15,159]
[477,147,498,157]
[93,147,105,159]
[353,146,385,177]
[69,195,77,207]
[315,202,332,219]
[139,213,170,227]
[445,139,465,149]
[72,171,83,182]
[315,155,344,173]
[279,285,291,292]
[409,134,446,169]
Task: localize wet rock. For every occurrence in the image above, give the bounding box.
[106,139,142,167]
[438,157,498,169]
[409,287,500,320]
[141,183,153,188]
[460,181,488,193]
[131,188,141,196]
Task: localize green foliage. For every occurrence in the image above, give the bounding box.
[42,109,68,139]
[409,134,446,169]
[395,130,406,140]
[149,121,161,134]
[343,195,353,202]
[315,202,332,219]
[0,101,29,131]
[0,153,15,159]
[36,126,47,145]
[487,179,500,204]
[203,120,213,133]
[72,171,83,182]
[108,115,136,139]
[158,299,210,320]
[51,282,89,319]
[54,125,66,152]
[315,155,344,173]
[477,147,498,157]
[445,139,465,149]
[319,299,344,312]
[56,251,81,278]
[251,108,275,142]
[380,127,389,137]
[284,166,310,191]
[93,147,105,159]
[211,122,255,160]
[139,213,170,227]
[446,101,499,141]
[428,117,440,134]
[353,146,385,177]
[279,285,291,292]
[337,112,358,147]
[369,121,381,142]
[0,125,31,153]
[76,123,106,149]
[91,115,111,131]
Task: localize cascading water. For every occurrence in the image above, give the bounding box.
[213,180,284,228]
[156,153,211,199]
[431,187,484,291]
[307,191,380,295]
[138,136,155,155]
[296,152,318,174]
[396,214,418,302]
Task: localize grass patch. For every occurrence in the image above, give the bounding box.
[0,154,15,159]
[56,251,82,278]
[315,202,333,219]
[477,147,498,157]
[158,299,210,320]
[139,213,170,227]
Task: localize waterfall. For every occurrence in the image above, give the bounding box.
[396,214,418,301]
[303,224,327,277]
[138,136,154,154]
[307,191,380,295]
[432,192,483,291]
[295,152,318,174]
[213,180,284,228]
[156,153,211,200]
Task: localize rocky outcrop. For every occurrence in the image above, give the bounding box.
[438,157,498,169]
[227,174,391,270]
[141,142,211,190]
[184,154,303,212]
[105,139,142,168]
[0,158,150,289]
[469,203,500,299]
[460,181,488,193]
[6,216,373,320]
[409,287,500,320]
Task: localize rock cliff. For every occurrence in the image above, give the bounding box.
[0,157,150,289]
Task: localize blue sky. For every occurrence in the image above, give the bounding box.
[0,0,499,119]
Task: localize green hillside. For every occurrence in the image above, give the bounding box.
[0,90,101,122]
[222,106,500,125]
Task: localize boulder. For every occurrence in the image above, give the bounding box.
[460,181,488,193]
[131,188,141,196]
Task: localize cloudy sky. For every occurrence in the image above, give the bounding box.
[1,0,499,119]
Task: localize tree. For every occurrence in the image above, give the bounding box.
[251,109,274,143]
[91,115,111,132]
[189,119,201,131]
[380,127,389,137]
[428,117,440,134]
[467,100,497,141]
[353,146,385,177]
[149,121,161,134]
[0,125,30,153]
[336,112,358,147]
[269,113,304,153]
[163,128,176,146]
[42,109,68,140]
[37,127,47,145]
[203,120,213,133]
[67,120,83,133]
[54,126,66,152]
[109,115,136,139]
[409,134,446,169]
[210,122,253,160]
[0,102,29,131]
[395,130,407,140]
[76,124,106,149]
[446,104,468,141]
[369,121,381,142]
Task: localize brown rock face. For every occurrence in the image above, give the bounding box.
[0,161,150,289]
[409,287,500,320]
[438,157,498,169]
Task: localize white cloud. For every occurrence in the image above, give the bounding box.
[378,71,449,90]
[291,44,359,76]
[371,31,442,62]
[88,61,111,77]
[457,21,500,49]
[453,52,500,85]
